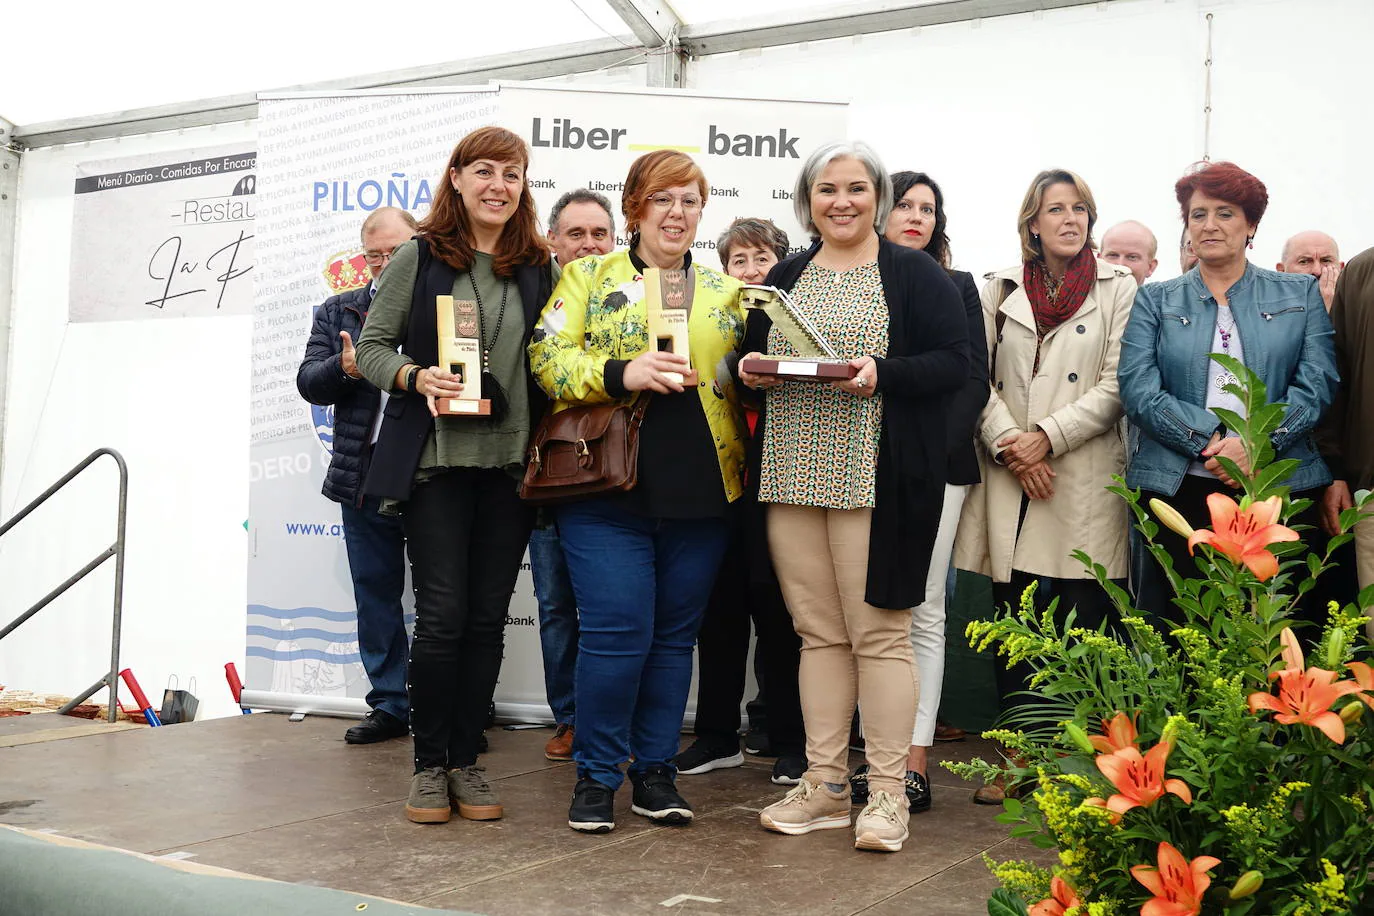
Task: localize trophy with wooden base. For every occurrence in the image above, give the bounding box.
[644,267,699,386]
[435,295,492,416]
[737,284,858,381]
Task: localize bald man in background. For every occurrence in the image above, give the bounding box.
[1100,221,1158,287]
[1278,230,1343,311]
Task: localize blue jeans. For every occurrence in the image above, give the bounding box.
[529,524,578,726]
[557,499,729,791]
[340,496,409,722]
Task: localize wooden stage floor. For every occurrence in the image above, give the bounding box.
[0,712,1042,914]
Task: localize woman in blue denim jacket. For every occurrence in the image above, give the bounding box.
[1118,161,1338,630]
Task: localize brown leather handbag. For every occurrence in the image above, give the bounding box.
[518,394,651,505]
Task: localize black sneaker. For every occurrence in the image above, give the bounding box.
[771,755,806,786]
[568,778,616,833]
[905,770,932,813]
[672,742,744,775]
[630,766,694,825]
[849,764,870,806]
[743,728,772,757]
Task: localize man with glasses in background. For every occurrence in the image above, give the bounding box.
[297,206,418,745]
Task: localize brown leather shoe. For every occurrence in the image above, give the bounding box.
[972,776,1007,805]
[544,723,574,761]
[933,721,966,743]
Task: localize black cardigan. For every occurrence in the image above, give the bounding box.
[947,270,989,486]
[742,237,969,609]
[365,238,553,501]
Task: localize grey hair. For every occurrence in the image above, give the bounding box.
[792,141,893,236]
[548,188,616,236]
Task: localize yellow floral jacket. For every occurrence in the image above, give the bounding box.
[527,250,747,502]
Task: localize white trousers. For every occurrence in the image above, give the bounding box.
[908,483,967,747]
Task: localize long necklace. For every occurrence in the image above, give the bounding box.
[468,274,509,374]
[823,237,877,284]
[1214,306,1238,391]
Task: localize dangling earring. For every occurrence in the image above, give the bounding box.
[1247,237,1254,249]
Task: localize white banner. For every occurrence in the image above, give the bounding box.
[247,90,499,711]
[69,145,257,322]
[500,82,849,260]
[247,84,848,720]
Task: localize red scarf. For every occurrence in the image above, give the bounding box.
[1023,246,1097,339]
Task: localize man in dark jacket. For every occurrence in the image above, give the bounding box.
[296,207,417,744]
[1320,246,1374,622]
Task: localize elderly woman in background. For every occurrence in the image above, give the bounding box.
[675,218,808,787]
[843,171,987,815]
[741,142,968,853]
[528,150,746,835]
[953,168,1136,803]
[355,126,556,825]
[1119,161,1338,629]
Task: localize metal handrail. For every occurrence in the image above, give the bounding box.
[0,448,128,723]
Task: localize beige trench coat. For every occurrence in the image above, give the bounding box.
[953,259,1135,582]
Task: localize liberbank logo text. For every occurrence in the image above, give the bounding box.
[530,118,801,158]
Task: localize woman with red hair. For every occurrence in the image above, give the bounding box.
[1118,161,1338,627]
[356,126,556,825]
[529,150,747,834]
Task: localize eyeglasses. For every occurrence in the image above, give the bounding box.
[362,250,394,267]
[647,193,703,213]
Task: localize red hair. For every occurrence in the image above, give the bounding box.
[1174,161,1268,227]
[418,126,550,277]
[621,150,710,235]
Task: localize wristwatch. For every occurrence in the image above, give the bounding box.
[405,365,422,393]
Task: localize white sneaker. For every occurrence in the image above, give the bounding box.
[854,789,909,852]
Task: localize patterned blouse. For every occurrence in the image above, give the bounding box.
[758,260,889,510]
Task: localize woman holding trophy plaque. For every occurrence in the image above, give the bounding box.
[355,126,556,826]
[738,141,968,853]
[527,150,747,835]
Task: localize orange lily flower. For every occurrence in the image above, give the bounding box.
[1186,493,1299,581]
[1248,627,1362,743]
[1084,740,1192,822]
[1347,661,1374,711]
[1088,711,1139,754]
[1131,841,1222,916]
[1029,874,1081,916]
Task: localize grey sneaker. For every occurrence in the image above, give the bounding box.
[405,766,452,824]
[448,764,503,820]
[759,778,851,835]
[854,789,910,852]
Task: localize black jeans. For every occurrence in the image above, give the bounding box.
[1136,474,1325,636]
[403,467,534,772]
[692,499,804,757]
[991,571,1120,718]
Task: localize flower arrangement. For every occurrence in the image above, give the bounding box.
[956,356,1374,916]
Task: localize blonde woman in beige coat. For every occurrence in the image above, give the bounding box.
[952,169,1135,803]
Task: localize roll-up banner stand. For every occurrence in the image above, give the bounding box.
[247,82,848,721]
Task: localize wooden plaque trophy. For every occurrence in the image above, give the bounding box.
[643,267,699,386]
[736,284,858,381]
[435,295,492,416]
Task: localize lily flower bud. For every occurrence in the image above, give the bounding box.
[1340,702,1364,725]
[1148,498,1196,539]
[1228,870,1263,900]
[1063,721,1096,755]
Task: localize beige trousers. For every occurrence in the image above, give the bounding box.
[768,503,917,797]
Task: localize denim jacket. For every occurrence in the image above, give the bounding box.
[1118,262,1338,495]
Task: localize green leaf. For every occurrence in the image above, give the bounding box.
[1002,797,1024,818]
[987,888,1030,916]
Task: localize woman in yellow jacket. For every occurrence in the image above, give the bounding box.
[528,150,746,835]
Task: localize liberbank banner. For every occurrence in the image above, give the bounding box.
[502,82,849,260]
[246,83,847,720]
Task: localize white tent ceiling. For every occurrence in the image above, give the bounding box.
[3,0,1106,140]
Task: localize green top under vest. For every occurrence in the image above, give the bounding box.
[356,240,544,480]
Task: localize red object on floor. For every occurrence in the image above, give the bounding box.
[118,668,162,727]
